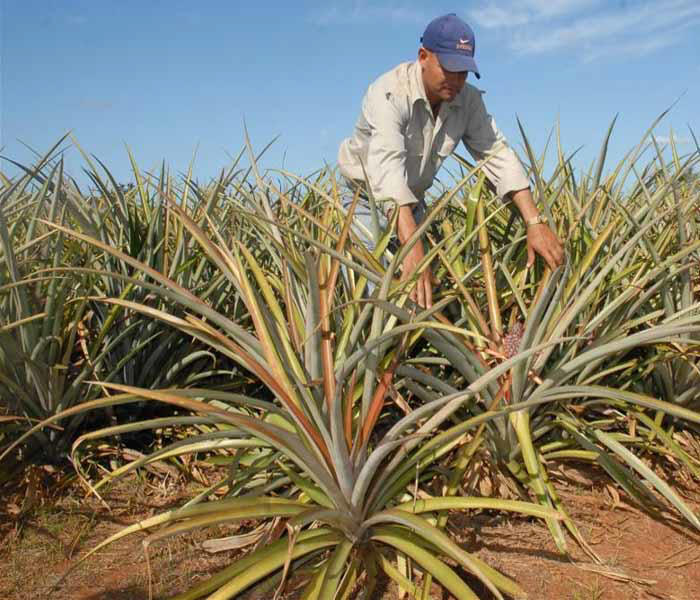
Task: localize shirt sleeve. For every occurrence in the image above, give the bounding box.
[363,86,421,207]
[461,90,531,199]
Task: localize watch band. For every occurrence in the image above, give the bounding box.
[525,214,547,226]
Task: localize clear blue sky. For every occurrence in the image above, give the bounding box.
[1,1,699,189]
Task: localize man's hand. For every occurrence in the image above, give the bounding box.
[526,223,564,270]
[508,188,565,270]
[397,204,433,308]
[402,241,433,308]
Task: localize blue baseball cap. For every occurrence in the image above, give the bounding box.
[421,14,480,78]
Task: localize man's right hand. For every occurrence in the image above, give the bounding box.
[402,242,433,308]
[397,205,433,308]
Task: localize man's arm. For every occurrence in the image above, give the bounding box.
[364,86,419,209]
[396,205,433,308]
[461,89,564,270]
[361,82,434,307]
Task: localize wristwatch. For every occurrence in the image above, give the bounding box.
[525,214,547,226]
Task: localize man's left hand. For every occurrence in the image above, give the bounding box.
[527,223,565,270]
[507,188,565,271]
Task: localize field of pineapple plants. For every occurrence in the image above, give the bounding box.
[1,116,699,599]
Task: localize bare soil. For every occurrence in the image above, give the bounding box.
[1,464,699,600]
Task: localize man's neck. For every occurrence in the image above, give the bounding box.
[418,65,442,118]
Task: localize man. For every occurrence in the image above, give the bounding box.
[338,13,564,308]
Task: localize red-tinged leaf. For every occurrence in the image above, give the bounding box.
[358,356,399,448]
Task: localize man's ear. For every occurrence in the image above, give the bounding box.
[418,47,428,61]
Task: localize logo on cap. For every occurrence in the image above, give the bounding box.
[456,39,473,52]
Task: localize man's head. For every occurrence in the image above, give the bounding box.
[418,14,479,106]
[420,13,480,77]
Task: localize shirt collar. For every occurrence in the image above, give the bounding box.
[408,60,430,109]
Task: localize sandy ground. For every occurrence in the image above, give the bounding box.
[2,464,699,600]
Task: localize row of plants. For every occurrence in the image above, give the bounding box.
[0,136,254,472]
[1,117,699,599]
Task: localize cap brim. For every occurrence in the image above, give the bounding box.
[436,53,480,78]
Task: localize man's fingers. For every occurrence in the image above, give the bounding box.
[529,226,566,270]
[556,243,565,266]
[409,272,433,308]
[527,244,536,269]
[548,245,563,270]
[401,248,434,308]
[549,240,564,268]
[551,247,565,269]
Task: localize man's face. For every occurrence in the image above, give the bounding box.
[418,48,468,106]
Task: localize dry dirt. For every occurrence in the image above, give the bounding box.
[1,465,699,600]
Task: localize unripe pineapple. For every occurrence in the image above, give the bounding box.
[503,321,525,359]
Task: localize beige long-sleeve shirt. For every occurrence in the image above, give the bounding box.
[338,61,530,207]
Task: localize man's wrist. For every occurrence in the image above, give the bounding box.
[397,204,419,244]
[508,188,540,222]
[525,214,547,227]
